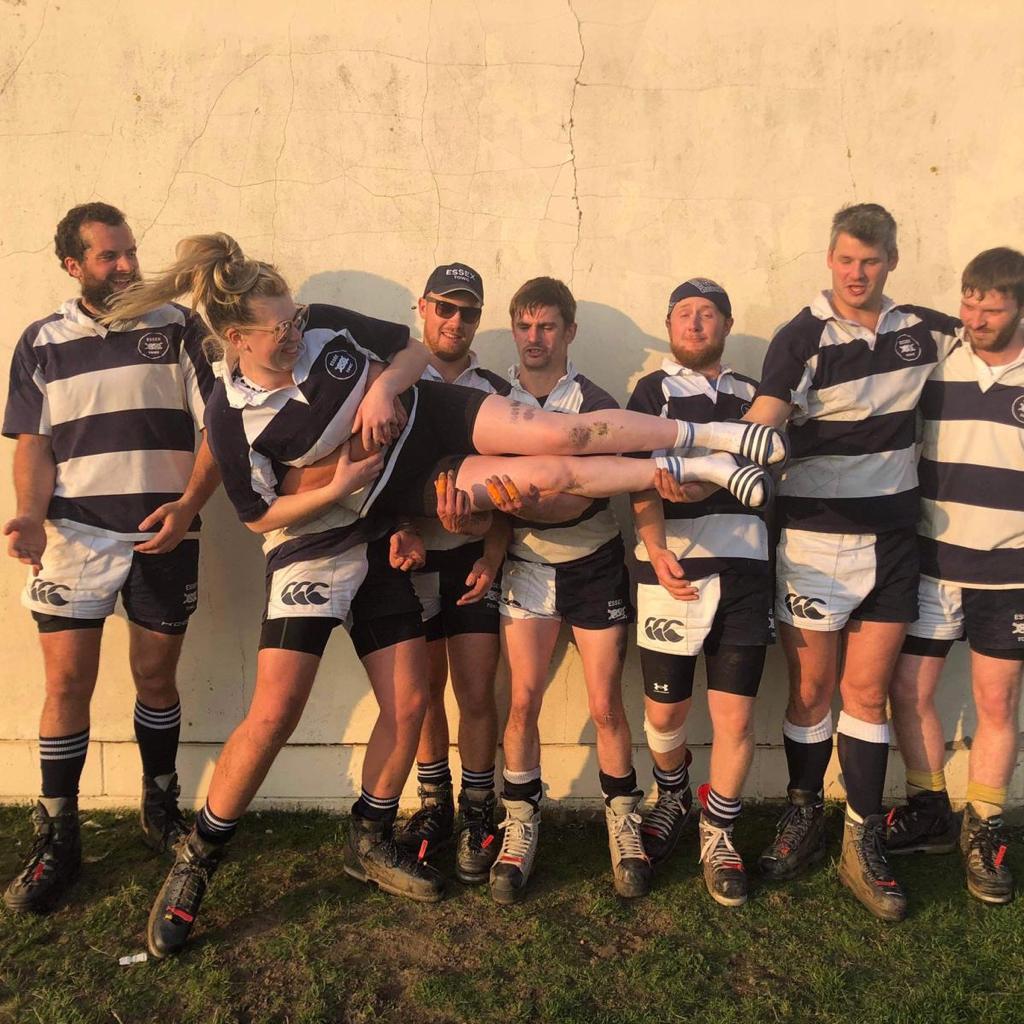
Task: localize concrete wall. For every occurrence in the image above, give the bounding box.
[1,0,1021,809]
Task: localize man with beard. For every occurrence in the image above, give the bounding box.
[3,203,219,913]
[394,262,513,885]
[887,247,1024,905]
[628,279,772,907]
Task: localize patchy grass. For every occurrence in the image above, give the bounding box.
[0,804,1020,1024]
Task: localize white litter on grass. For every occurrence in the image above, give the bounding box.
[265,829,273,834]
[118,953,148,966]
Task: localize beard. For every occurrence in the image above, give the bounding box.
[670,335,726,372]
[968,317,1022,354]
[79,268,141,312]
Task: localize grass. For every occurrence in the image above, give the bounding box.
[0,803,1021,1024]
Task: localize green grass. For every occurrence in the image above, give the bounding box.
[0,804,1021,1024]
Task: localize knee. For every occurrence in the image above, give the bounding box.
[246,707,302,750]
[588,695,625,733]
[44,670,95,707]
[889,679,932,718]
[506,692,542,732]
[711,707,754,744]
[645,702,686,734]
[130,655,177,703]
[974,687,1017,726]
[841,683,888,722]
[454,685,495,723]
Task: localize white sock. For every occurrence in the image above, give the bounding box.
[656,453,769,508]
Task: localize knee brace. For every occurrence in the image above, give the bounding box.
[643,716,687,754]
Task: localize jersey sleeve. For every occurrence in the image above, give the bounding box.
[757,318,814,414]
[308,304,411,363]
[179,311,216,427]
[204,396,278,523]
[2,329,51,438]
[578,376,620,413]
[624,372,666,458]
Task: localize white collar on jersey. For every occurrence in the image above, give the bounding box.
[507,358,579,391]
[660,356,734,380]
[58,298,185,339]
[421,350,483,385]
[214,359,309,409]
[810,290,899,334]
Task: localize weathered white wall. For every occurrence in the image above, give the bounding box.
[1,0,1021,809]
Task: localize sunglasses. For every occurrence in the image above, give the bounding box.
[425,297,483,325]
[242,304,310,343]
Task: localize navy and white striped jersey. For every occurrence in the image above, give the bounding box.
[627,358,768,580]
[3,300,214,541]
[918,335,1024,588]
[506,361,621,565]
[418,354,510,553]
[757,291,960,534]
[203,303,409,568]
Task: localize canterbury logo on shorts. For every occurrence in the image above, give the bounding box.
[30,580,71,606]
[644,617,685,643]
[785,593,826,620]
[281,581,330,606]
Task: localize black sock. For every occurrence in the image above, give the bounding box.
[39,729,90,798]
[782,714,833,796]
[134,699,181,778]
[502,773,543,804]
[352,789,400,824]
[837,713,889,819]
[600,767,638,801]
[195,802,238,845]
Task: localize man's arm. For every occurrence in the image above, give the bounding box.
[458,512,511,606]
[3,434,56,574]
[352,338,429,451]
[743,395,792,430]
[631,488,698,602]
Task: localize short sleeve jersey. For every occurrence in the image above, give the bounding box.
[627,359,767,580]
[2,299,214,541]
[757,291,960,534]
[505,362,621,565]
[917,335,1024,588]
[203,303,410,564]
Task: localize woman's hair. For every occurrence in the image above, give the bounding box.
[106,233,290,363]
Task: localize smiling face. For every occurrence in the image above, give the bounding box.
[65,220,141,313]
[227,293,307,385]
[960,288,1023,356]
[666,297,731,372]
[826,232,897,321]
[418,289,481,363]
[511,304,576,373]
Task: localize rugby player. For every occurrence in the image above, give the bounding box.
[2,203,219,914]
[888,247,1024,905]
[629,279,772,907]
[748,203,959,921]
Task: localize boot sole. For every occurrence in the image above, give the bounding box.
[838,864,907,922]
[456,864,493,886]
[3,861,82,915]
[708,889,748,908]
[489,878,526,905]
[758,843,827,882]
[966,878,1013,905]
[614,879,652,899]
[342,861,444,903]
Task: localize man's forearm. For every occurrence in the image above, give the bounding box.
[373,339,430,399]
[631,489,669,556]
[13,434,55,520]
[180,435,221,513]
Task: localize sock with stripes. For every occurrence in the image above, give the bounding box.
[39,728,90,798]
[600,767,638,802]
[966,780,1007,821]
[416,758,452,788]
[906,767,946,800]
[655,453,769,509]
[653,749,692,794]
[194,802,239,845]
[783,713,833,797]
[134,699,181,780]
[353,789,400,824]
[461,765,495,793]
[836,711,890,820]
[502,766,542,805]
[698,783,742,828]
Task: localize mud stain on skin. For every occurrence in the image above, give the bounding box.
[592,420,610,437]
[508,401,524,422]
[569,426,592,450]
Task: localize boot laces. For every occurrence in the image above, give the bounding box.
[774,800,818,849]
[700,822,743,872]
[166,849,216,911]
[609,808,646,861]
[463,802,494,852]
[644,789,688,840]
[969,817,1008,872]
[860,822,896,883]
[497,815,536,862]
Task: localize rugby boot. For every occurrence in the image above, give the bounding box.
[641,785,694,867]
[838,813,907,922]
[961,806,1013,905]
[396,781,455,856]
[455,787,498,885]
[606,792,652,898]
[140,773,191,854]
[698,812,748,908]
[343,811,444,902]
[4,799,81,914]
[489,797,540,905]
[147,827,225,958]
[758,788,827,881]
[885,790,958,856]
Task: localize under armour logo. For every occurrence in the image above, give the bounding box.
[653,682,670,693]
[644,617,685,643]
[281,581,330,606]
[30,580,70,606]
[785,593,826,620]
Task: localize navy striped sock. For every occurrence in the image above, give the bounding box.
[461,765,495,792]
[134,699,181,778]
[700,784,742,827]
[654,758,690,795]
[39,728,90,798]
[353,789,400,824]
[416,758,451,787]
[195,802,238,845]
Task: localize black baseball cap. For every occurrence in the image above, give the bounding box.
[423,263,484,303]
[667,278,731,318]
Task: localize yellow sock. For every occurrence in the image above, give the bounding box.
[906,768,946,798]
[966,780,1006,820]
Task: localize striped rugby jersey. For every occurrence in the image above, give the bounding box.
[627,358,767,580]
[418,354,511,553]
[918,334,1024,588]
[758,291,960,534]
[505,361,621,565]
[203,303,409,569]
[3,299,214,541]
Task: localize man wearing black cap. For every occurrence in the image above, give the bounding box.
[627,279,772,908]
[394,263,513,886]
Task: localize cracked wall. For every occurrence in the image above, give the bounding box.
[0,0,1022,808]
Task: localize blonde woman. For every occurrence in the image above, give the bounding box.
[109,234,785,958]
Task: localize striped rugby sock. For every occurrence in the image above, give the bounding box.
[653,758,690,794]
[134,699,181,779]
[195,802,238,845]
[461,765,495,793]
[353,789,400,824]
[655,453,770,509]
[39,728,90,798]
[699,783,742,827]
[416,758,452,787]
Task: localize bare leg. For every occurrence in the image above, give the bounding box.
[449,632,500,774]
[573,624,632,777]
[707,691,756,799]
[889,653,947,777]
[38,628,103,737]
[128,623,184,710]
[969,651,1023,794]
[412,638,451,766]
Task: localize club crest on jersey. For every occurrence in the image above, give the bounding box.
[138,332,170,360]
[326,351,357,381]
[894,335,922,362]
[1011,395,1024,425]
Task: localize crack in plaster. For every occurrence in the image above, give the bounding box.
[834,1,857,195]
[418,0,442,262]
[0,0,48,97]
[270,21,298,263]
[567,0,584,288]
